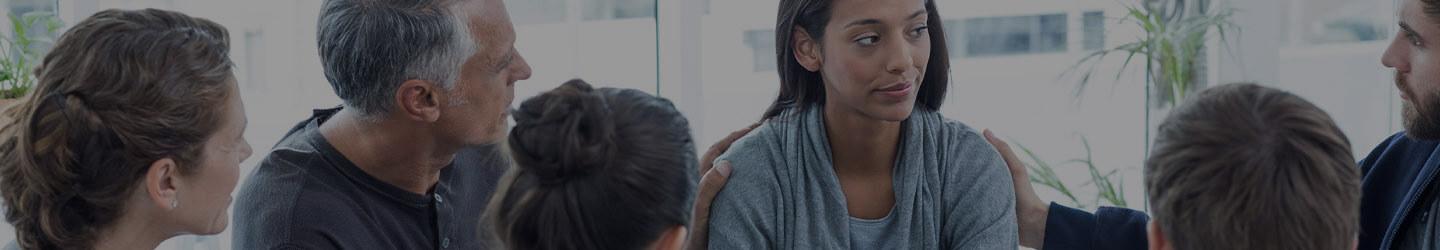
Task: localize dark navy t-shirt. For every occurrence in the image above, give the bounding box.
[233,107,508,250]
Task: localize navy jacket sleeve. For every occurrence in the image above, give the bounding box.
[1042,202,1150,250]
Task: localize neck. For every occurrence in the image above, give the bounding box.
[93,209,170,250]
[321,109,456,195]
[822,104,903,175]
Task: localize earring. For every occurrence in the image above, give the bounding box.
[170,197,178,209]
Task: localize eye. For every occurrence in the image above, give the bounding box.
[1409,32,1424,47]
[856,35,879,46]
[911,26,929,37]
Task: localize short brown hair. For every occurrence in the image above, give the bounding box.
[0,9,233,249]
[1145,83,1359,250]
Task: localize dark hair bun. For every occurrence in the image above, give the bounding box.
[508,79,618,185]
[491,78,697,249]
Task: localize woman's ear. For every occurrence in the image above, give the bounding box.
[652,226,687,250]
[144,158,180,210]
[792,27,822,72]
[1148,220,1170,250]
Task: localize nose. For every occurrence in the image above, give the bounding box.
[510,49,533,85]
[1383,31,1411,72]
[240,139,254,161]
[884,39,917,76]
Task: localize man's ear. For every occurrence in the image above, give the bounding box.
[395,79,443,122]
[792,27,822,72]
[144,158,180,210]
[1148,220,1170,250]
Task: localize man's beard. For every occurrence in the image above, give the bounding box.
[1400,72,1440,140]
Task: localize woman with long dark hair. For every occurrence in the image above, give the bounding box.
[706,0,1017,248]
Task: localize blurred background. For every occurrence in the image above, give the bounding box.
[0,0,1402,248]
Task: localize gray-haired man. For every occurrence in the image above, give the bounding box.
[231,0,745,249]
[232,0,530,248]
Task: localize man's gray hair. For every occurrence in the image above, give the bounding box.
[317,0,477,117]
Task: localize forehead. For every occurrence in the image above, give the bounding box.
[459,0,514,44]
[458,0,514,59]
[1403,0,1436,32]
[829,0,927,23]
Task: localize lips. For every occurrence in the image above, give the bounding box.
[877,83,911,92]
[1398,76,1412,102]
[873,82,913,99]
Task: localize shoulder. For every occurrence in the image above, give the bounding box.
[719,120,781,163]
[233,171,356,248]
[1360,132,1440,175]
[235,131,358,245]
[919,111,1005,178]
[715,120,786,195]
[240,130,326,208]
[709,120,788,219]
[916,111,1014,202]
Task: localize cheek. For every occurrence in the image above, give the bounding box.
[915,43,931,75]
[827,53,877,94]
[199,156,241,197]
[1415,55,1440,91]
[481,79,511,109]
[222,158,241,192]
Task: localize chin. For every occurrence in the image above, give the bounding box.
[471,128,508,145]
[191,215,229,236]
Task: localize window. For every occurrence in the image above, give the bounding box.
[1083,11,1105,50]
[505,0,566,25]
[959,13,1068,57]
[583,0,655,21]
[6,0,59,55]
[510,0,659,102]
[1290,0,1390,45]
[743,29,775,72]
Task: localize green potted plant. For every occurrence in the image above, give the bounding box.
[1067,0,1237,156]
[0,12,62,109]
[1024,0,1239,211]
[1014,136,1131,210]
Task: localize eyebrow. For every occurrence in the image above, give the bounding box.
[1402,22,1419,35]
[843,9,928,28]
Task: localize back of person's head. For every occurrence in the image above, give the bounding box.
[1145,83,1359,250]
[316,0,475,117]
[0,8,234,249]
[487,79,697,250]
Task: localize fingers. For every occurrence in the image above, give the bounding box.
[688,123,758,250]
[983,129,1028,177]
[685,161,733,250]
[984,129,1048,249]
[701,122,761,174]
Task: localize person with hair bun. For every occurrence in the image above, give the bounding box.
[0,8,250,250]
[487,79,697,250]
